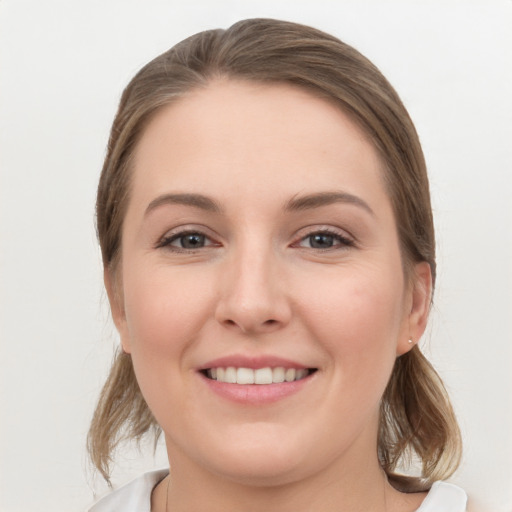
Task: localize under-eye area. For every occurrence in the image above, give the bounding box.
[200,367,318,384]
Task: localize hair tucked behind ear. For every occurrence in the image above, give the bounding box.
[379,347,462,491]
[89,17,462,486]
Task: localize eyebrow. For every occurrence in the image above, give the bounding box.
[145,193,223,216]
[284,191,375,216]
[144,190,374,217]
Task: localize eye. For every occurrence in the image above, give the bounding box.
[297,230,354,250]
[157,230,217,251]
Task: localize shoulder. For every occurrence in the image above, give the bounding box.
[87,469,169,512]
[416,481,467,512]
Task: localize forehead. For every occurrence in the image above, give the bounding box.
[137,79,374,155]
[130,79,389,213]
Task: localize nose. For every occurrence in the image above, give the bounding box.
[214,244,292,335]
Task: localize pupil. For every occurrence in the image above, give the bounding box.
[182,234,204,248]
[310,234,333,248]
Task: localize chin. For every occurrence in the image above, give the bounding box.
[210,454,308,488]
[184,426,314,487]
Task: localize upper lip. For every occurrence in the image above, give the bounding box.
[198,355,312,371]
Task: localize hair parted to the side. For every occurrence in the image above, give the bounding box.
[89,18,462,488]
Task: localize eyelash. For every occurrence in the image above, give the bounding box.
[156,228,355,253]
[294,228,355,250]
[155,230,218,252]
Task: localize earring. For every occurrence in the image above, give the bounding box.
[408,338,413,344]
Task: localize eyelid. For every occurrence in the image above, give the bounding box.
[155,225,220,250]
[154,224,355,251]
[291,225,356,249]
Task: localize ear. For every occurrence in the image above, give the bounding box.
[396,261,433,356]
[104,267,132,354]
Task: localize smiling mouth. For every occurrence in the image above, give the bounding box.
[201,367,317,384]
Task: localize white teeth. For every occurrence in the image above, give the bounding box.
[206,366,311,384]
[237,367,254,384]
[285,368,296,382]
[296,369,307,380]
[254,367,273,384]
[225,367,237,384]
[272,367,285,383]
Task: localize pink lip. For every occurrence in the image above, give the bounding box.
[196,354,316,405]
[199,373,314,404]
[198,355,309,371]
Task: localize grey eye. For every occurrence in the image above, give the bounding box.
[308,233,336,249]
[176,233,206,249]
[297,230,353,250]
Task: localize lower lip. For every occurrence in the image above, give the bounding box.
[199,373,313,405]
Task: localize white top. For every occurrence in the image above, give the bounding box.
[88,470,467,511]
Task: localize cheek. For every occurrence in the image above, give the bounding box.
[121,263,215,357]
[119,264,218,425]
[297,263,405,374]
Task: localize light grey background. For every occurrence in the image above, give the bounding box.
[1,1,511,511]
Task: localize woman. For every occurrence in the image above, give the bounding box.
[88,18,466,511]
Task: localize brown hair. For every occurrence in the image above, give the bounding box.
[89,18,462,488]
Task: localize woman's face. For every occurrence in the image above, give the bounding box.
[110,80,430,486]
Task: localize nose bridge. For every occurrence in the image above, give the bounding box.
[215,234,290,333]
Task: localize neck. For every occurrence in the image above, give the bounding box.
[157,443,401,512]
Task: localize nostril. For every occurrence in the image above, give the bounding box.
[221,317,280,333]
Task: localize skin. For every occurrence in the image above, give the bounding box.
[107,80,432,511]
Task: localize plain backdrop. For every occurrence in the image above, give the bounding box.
[1,1,511,511]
